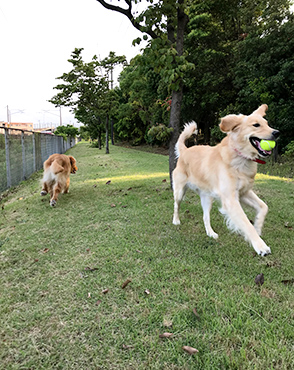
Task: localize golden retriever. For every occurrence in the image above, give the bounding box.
[172,104,279,256]
[41,154,77,207]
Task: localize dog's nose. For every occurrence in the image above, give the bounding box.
[272,130,280,139]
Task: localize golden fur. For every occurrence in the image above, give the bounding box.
[172,104,280,256]
[41,154,77,207]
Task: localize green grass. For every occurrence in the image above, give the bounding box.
[0,142,294,369]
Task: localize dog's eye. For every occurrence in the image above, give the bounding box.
[253,123,260,127]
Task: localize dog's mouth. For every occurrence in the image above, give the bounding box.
[249,137,273,157]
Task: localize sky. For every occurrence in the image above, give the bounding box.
[0,0,147,128]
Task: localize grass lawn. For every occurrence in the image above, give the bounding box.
[0,142,294,369]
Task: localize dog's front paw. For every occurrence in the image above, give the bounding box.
[41,190,47,196]
[254,241,271,256]
[259,246,271,257]
[208,231,219,240]
[50,200,57,207]
[172,217,181,226]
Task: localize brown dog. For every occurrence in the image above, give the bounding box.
[41,154,77,206]
[172,104,279,256]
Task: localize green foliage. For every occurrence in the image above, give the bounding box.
[210,125,226,145]
[283,141,294,157]
[231,12,294,151]
[114,54,170,145]
[79,125,90,141]
[60,1,294,151]
[54,124,79,138]
[147,124,173,145]
[50,49,125,151]
[89,139,104,149]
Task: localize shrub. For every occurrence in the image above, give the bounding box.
[147,124,173,146]
[283,141,294,158]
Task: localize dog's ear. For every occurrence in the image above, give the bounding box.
[252,104,268,117]
[219,114,243,133]
[69,156,76,166]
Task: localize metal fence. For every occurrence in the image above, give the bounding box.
[0,127,77,193]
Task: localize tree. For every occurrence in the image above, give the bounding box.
[100,51,127,144]
[49,48,106,147]
[181,0,293,146]
[95,0,191,185]
[230,5,294,152]
[115,54,169,145]
[49,49,124,154]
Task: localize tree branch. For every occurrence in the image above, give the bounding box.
[95,0,158,39]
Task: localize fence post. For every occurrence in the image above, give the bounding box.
[4,128,11,188]
[33,132,36,172]
[21,130,26,180]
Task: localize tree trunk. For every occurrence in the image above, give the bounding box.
[168,1,188,188]
[168,87,183,186]
[105,116,109,154]
[111,117,114,145]
[98,130,102,150]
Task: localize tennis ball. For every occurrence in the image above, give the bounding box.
[260,140,276,151]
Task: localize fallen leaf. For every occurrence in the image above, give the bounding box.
[192,307,200,317]
[102,289,109,294]
[162,179,166,183]
[96,300,102,306]
[88,292,91,298]
[136,250,143,253]
[281,278,294,285]
[86,248,90,252]
[93,184,97,188]
[85,267,98,272]
[122,344,133,350]
[144,289,150,295]
[121,205,127,208]
[127,187,132,191]
[43,248,49,253]
[163,319,173,328]
[182,346,199,355]
[110,203,116,207]
[255,273,264,286]
[122,279,132,289]
[159,332,173,338]
[106,180,111,185]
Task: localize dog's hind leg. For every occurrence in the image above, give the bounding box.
[240,190,268,236]
[172,170,187,225]
[64,178,70,194]
[41,182,49,196]
[50,182,62,207]
[200,192,218,239]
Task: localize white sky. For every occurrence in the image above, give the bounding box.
[0,0,147,128]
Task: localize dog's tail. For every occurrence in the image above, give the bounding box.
[50,160,64,175]
[175,121,198,158]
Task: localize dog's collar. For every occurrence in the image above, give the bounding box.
[234,148,266,165]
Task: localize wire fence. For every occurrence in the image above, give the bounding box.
[0,127,77,193]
